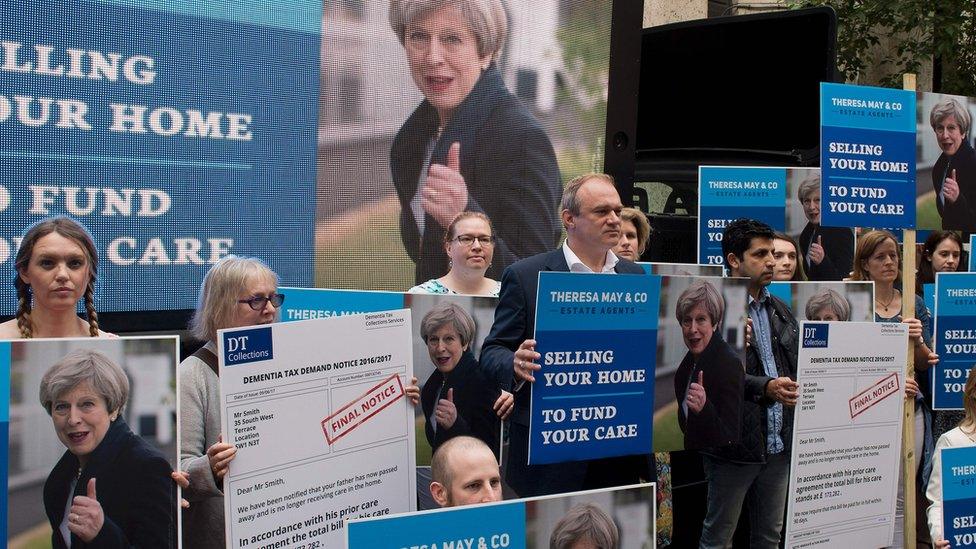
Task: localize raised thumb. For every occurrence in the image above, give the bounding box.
[447,142,461,172]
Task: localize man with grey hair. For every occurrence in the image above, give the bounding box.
[796,173,854,281]
[480,173,649,497]
[429,436,502,507]
[929,96,976,231]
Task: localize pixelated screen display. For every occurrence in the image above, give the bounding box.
[1,0,612,314]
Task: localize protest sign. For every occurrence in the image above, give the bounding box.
[219,311,416,548]
[940,446,976,548]
[529,272,659,464]
[347,483,656,548]
[933,272,976,409]
[786,321,908,548]
[820,83,916,229]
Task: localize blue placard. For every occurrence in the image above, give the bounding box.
[933,273,976,409]
[0,342,9,543]
[820,83,917,229]
[768,282,793,306]
[971,235,976,272]
[924,282,936,319]
[347,500,526,548]
[698,166,787,266]
[529,272,659,464]
[941,446,976,547]
[0,0,319,313]
[279,288,406,323]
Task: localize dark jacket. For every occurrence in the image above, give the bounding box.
[707,292,798,464]
[932,139,976,232]
[421,350,501,460]
[798,224,855,281]
[674,331,743,450]
[480,248,649,496]
[44,417,177,548]
[390,64,562,284]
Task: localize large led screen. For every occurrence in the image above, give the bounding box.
[1,0,613,314]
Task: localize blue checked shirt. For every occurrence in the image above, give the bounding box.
[749,287,784,455]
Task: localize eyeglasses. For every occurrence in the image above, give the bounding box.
[238,293,285,311]
[452,235,495,247]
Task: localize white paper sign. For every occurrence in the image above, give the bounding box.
[786,321,908,548]
[218,310,416,549]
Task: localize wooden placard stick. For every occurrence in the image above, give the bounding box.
[901,71,917,549]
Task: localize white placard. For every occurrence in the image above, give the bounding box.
[218,310,416,549]
[786,321,908,548]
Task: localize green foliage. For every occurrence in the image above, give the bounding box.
[790,0,976,96]
[554,1,611,175]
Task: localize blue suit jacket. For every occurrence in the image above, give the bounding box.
[480,248,648,496]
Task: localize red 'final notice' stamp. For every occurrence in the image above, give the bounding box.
[848,373,900,419]
[322,373,404,444]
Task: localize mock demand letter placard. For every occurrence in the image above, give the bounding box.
[218,311,416,548]
[786,321,908,548]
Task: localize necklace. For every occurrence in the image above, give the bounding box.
[876,288,899,313]
[964,429,976,444]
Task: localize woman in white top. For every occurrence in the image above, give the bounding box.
[409,211,501,296]
[927,367,976,548]
[0,217,114,339]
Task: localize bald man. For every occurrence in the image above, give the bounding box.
[429,436,502,507]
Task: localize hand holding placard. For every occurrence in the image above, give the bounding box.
[207,434,237,480]
[766,377,799,406]
[514,339,541,383]
[493,390,514,420]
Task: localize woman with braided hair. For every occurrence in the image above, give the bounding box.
[0,217,113,339]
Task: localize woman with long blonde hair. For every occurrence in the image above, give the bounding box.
[0,217,112,339]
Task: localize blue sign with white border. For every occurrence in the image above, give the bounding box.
[820,83,916,229]
[0,342,9,542]
[347,483,657,549]
[348,500,526,548]
[941,446,976,547]
[698,166,787,267]
[529,272,659,464]
[933,272,976,409]
[278,288,406,323]
[971,235,976,271]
